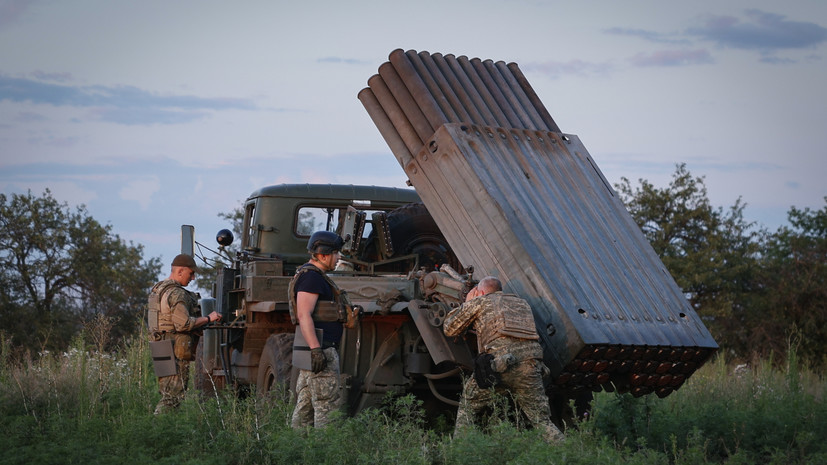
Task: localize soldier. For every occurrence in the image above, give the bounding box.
[148,254,221,414]
[289,231,347,428]
[443,276,564,442]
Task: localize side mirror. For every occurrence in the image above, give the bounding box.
[216,229,234,247]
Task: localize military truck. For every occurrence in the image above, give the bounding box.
[190,49,718,425]
[192,183,476,417]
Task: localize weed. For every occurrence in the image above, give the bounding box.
[0,338,825,464]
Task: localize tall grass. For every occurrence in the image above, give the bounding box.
[588,351,827,464]
[1,327,824,464]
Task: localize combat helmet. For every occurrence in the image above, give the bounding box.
[307,231,344,255]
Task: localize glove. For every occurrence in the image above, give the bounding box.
[473,353,500,389]
[310,348,326,373]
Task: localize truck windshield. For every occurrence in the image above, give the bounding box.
[296,205,383,241]
[296,207,335,235]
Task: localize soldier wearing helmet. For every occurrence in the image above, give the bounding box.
[289,231,346,428]
[443,276,564,442]
[148,254,221,415]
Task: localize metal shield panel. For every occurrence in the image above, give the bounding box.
[360,49,718,397]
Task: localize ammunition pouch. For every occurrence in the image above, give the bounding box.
[304,299,360,328]
[344,304,362,329]
[312,301,344,322]
[172,333,197,361]
[473,353,500,389]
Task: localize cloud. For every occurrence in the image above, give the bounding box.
[521,59,614,79]
[0,74,259,125]
[687,9,827,52]
[317,56,370,65]
[604,27,690,45]
[30,70,73,83]
[629,49,714,67]
[13,111,47,122]
[682,159,784,174]
[0,0,38,30]
[27,134,80,148]
[89,107,209,125]
[606,10,826,65]
[118,176,161,210]
[2,180,98,208]
[759,54,796,65]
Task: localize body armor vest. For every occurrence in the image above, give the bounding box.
[476,293,540,351]
[147,280,179,336]
[287,264,352,325]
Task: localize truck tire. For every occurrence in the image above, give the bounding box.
[362,202,460,272]
[257,332,297,402]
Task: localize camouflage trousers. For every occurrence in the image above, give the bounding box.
[154,358,190,415]
[291,347,342,428]
[455,357,564,443]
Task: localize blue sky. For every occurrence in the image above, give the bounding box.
[1,0,826,276]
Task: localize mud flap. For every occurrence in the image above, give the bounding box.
[150,339,177,377]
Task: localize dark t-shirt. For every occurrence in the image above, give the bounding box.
[294,266,343,346]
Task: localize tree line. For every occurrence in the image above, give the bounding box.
[0,190,160,352]
[2,165,825,368]
[615,164,826,368]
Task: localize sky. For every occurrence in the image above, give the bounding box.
[1,0,826,278]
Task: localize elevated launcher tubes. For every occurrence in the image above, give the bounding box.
[359,49,718,399]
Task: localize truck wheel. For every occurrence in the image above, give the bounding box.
[362,202,460,272]
[257,332,296,402]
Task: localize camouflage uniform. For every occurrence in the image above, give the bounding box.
[291,347,342,428]
[444,291,564,442]
[289,264,344,428]
[150,279,201,415]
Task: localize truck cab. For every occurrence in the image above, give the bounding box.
[197,183,473,416]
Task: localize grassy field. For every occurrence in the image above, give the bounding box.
[1,333,825,465]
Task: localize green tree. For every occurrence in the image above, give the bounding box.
[749,199,827,366]
[0,190,161,352]
[615,164,761,353]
